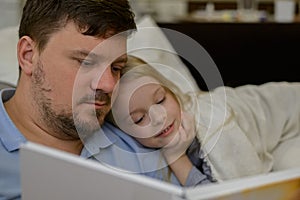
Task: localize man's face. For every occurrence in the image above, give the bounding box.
[31,22,127,139]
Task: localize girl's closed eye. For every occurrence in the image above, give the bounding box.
[155,88,166,104]
[132,113,145,125]
[156,97,165,104]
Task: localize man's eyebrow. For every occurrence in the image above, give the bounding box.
[113,55,127,63]
[69,50,100,59]
[70,50,127,63]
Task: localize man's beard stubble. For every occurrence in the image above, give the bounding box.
[31,60,110,140]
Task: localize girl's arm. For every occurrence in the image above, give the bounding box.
[162,112,212,186]
[168,153,214,186]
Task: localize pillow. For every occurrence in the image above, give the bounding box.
[0,26,19,86]
[127,15,199,93]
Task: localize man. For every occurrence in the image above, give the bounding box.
[0,0,136,199]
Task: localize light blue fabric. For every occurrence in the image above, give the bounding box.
[85,122,181,184]
[86,121,212,187]
[0,89,24,200]
[0,88,181,200]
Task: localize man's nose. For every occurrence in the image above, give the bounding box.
[149,104,166,126]
[91,66,117,93]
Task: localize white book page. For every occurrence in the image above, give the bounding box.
[20,142,184,200]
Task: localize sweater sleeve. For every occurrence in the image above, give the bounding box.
[195,82,300,181]
[185,166,213,187]
[185,139,216,187]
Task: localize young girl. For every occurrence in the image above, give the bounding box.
[106,55,300,187]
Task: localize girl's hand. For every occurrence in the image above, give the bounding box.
[162,112,196,164]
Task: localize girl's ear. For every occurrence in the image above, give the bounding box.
[17,36,36,76]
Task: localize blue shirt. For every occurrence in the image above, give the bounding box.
[0,89,25,200]
[87,125,213,187]
[0,89,180,200]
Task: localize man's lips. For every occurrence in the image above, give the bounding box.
[86,101,107,108]
[155,122,174,138]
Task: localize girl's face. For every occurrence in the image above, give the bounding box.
[112,76,181,148]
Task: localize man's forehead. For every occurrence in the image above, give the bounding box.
[90,35,127,59]
[53,22,128,55]
[71,49,127,62]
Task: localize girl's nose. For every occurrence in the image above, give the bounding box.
[149,104,166,126]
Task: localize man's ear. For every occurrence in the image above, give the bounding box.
[17,36,36,76]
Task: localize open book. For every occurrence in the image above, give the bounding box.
[20,142,300,200]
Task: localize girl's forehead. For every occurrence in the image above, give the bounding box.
[125,76,160,89]
[112,76,160,105]
[122,76,160,91]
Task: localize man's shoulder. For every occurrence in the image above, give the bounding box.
[0,88,26,152]
[102,122,137,143]
[102,122,152,153]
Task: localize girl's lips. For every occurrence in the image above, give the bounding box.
[155,122,175,138]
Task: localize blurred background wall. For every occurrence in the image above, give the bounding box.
[0,0,26,29]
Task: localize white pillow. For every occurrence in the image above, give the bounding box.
[127,15,199,93]
[0,26,19,86]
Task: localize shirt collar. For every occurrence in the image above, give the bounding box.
[0,88,27,152]
[81,123,118,158]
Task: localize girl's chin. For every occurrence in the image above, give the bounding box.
[160,134,179,149]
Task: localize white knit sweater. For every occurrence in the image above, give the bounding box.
[185,82,300,182]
